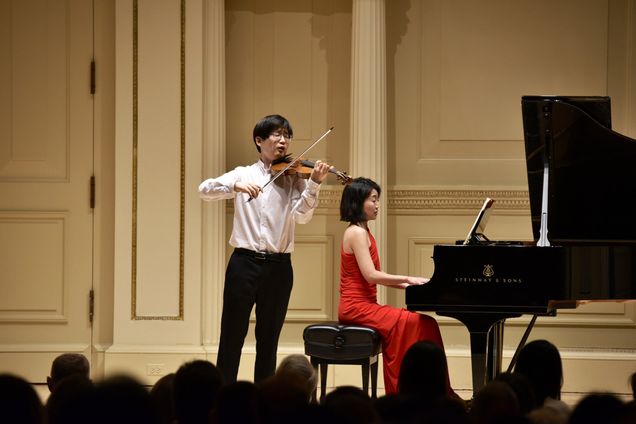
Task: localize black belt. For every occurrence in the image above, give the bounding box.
[234,248,291,261]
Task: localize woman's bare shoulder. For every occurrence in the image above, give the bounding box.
[344,224,367,238]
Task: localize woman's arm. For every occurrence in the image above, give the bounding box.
[345,225,428,289]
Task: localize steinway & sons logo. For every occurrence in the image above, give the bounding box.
[483,264,494,277]
[454,264,523,284]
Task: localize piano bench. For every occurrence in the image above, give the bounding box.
[302,322,381,403]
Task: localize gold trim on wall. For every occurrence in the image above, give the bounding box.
[388,189,530,215]
[131,0,186,321]
[227,187,529,215]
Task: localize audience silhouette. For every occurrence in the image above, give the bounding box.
[513,339,571,421]
[469,380,523,424]
[323,385,381,424]
[494,371,537,415]
[4,340,635,423]
[398,340,450,401]
[149,373,176,424]
[47,352,90,392]
[568,393,627,424]
[174,360,223,424]
[0,373,45,424]
[275,353,318,403]
[46,374,96,424]
[92,374,160,424]
[213,380,259,424]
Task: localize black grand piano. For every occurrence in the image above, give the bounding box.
[405,96,636,395]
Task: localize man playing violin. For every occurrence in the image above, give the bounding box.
[198,114,331,384]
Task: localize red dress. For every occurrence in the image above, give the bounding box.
[338,230,448,394]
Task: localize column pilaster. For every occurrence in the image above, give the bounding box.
[350,0,388,301]
[202,0,226,346]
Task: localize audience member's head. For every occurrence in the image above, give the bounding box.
[92,374,159,424]
[619,400,636,424]
[174,360,223,424]
[526,406,567,424]
[495,371,537,415]
[258,374,310,423]
[46,374,97,424]
[631,371,636,400]
[322,385,380,424]
[409,396,470,424]
[0,373,45,424]
[214,381,259,424]
[513,340,563,405]
[149,373,176,424]
[568,393,626,424]
[47,353,90,392]
[469,380,521,424]
[275,354,318,402]
[373,393,406,423]
[398,340,449,400]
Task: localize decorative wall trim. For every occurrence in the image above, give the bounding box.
[0,344,89,353]
[285,235,335,321]
[228,187,530,215]
[131,0,186,320]
[105,344,207,354]
[388,188,529,214]
[0,211,68,322]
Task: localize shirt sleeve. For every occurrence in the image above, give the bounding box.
[292,178,322,224]
[198,168,241,201]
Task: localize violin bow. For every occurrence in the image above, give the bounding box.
[247,126,334,202]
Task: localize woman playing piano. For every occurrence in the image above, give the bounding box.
[338,177,454,395]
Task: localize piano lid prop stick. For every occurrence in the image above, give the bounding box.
[538,160,550,246]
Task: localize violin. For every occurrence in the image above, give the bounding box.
[272,154,352,185]
[247,127,337,202]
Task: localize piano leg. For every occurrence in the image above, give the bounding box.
[487,321,505,381]
[439,312,520,397]
[468,329,489,394]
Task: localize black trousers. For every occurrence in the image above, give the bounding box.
[216,249,293,384]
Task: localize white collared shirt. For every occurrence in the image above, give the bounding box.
[198,160,321,253]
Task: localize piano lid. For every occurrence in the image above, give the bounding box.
[522,96,636,244]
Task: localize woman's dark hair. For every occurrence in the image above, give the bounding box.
[252,114,293,152]
[339,177,381,225]
[398,340,448,399]
[513,339,563,404]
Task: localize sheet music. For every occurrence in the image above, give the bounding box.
[463,198,495,245]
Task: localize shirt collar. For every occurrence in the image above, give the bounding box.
[257,159,270,173]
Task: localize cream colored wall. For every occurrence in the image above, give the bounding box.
[221,0,636,394]
[92,0,117,381]
[223,0,353,386]
[0,0,110,382]
[13,0,626,395]
[110,0,207,376]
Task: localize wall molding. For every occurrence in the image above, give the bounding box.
[130,0,186,321]
[228,187,530,215]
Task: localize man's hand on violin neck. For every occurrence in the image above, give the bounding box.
[310,160,332,184]
[235,182,262,198]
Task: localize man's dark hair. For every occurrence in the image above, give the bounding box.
[174,360,223,424]
[48,353,90,392]
[339,177,381,225]
[252,114,293,152]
